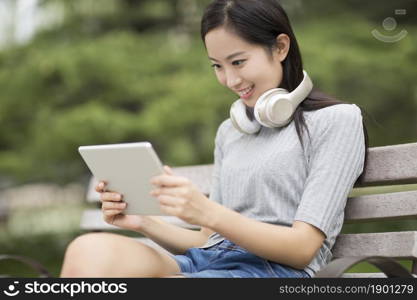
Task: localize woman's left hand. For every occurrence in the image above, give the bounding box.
[150,166,220,227]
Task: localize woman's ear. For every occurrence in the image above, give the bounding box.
[275,33,290,62]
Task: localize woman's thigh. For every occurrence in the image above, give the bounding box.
[60,232,181,278]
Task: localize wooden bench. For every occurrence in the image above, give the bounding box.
[80,142,417,277]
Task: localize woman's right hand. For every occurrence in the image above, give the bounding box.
[96,181,147,232]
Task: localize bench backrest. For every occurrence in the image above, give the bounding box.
[332,142,417,275]
[84,142,417,274]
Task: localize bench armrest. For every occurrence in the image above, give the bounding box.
[314,256,414,278]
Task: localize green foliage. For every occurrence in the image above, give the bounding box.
[0,0,416,184]
[0,30,230,183]
[295,15,417,147]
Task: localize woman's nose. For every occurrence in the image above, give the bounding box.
[225,70,242,89]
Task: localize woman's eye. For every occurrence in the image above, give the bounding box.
[233,60,246,66]
[210,60,245,70]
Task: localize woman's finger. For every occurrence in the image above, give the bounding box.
[150,175,189,187]
[102,201,127,210]
[103,209,124,216]
[159,203,181,217]
[95,181,107,192]
[100,192,123,202]
[164,165,174,175]
[157,194,184,207]
[150,186,188,198]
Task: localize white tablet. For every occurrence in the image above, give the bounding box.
[78,142,167,215]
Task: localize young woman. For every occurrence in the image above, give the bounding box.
[60,0,368,278]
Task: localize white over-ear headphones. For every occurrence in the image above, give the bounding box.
[230,70,313,134]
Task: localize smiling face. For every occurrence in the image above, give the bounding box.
[204,26,289,107]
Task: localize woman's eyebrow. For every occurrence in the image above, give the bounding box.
[209,51,246,62]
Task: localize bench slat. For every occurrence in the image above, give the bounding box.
[362,143,417,186]
[80,209,119,230]
[80,209,199,231]
[343,273,417,278]
[332,231,417,259]
[341,273,417,278]
[342,273,387,278]
[345,190,417,222]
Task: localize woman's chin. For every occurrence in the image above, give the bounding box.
[242,99,256,108]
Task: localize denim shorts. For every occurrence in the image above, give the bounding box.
[171,239,311,278]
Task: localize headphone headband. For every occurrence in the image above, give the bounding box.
[289,70,313,107]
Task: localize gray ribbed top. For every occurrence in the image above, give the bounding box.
[200,104,365,277]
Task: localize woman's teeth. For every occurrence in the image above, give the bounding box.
[239,85,254,97]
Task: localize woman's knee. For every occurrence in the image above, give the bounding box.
[61,232,180,277]
[61,232,120,276]
[65,232,113,258]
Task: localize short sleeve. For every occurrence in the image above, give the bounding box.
[294,104,365,238]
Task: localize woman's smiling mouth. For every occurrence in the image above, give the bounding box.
[237,85,255,99]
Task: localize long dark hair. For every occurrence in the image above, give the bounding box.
[200,0,369,185]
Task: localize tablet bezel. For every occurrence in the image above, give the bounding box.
[78,142,167,215]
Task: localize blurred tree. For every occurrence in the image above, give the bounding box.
[38,0,208,36]
[0,0,415,184]
[0,30,230,183]
[283,0,417,25]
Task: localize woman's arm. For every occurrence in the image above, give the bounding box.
[150,172,324,269]
[138,219,214,255]
[207,206,325,269]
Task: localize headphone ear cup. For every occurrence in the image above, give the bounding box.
[269,97,294,126]
[254,88,289,127]
[230,100,261,134]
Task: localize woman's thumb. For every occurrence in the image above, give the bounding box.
[164,165,174,175]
